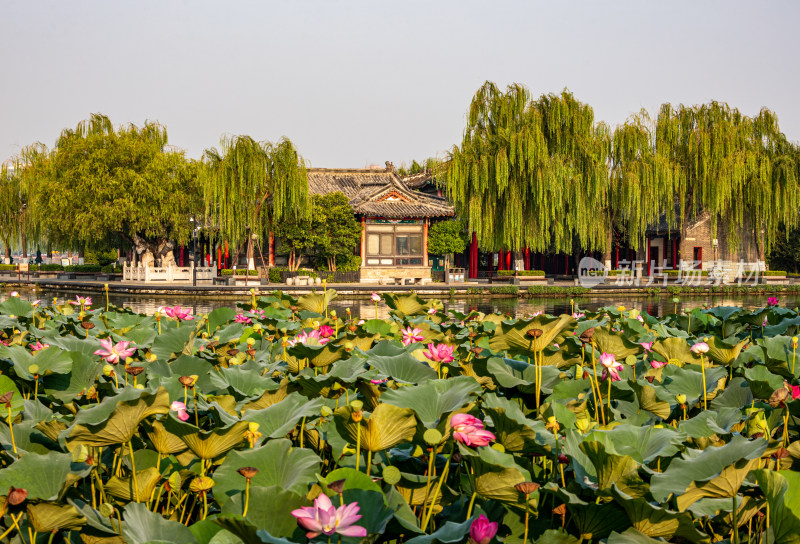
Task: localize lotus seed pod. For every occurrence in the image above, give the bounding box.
[330,310,337,318]
[98,503,115,517]
[491,443,505,453]
[350,400,363,411]
[672,297,680,303]
[332,382,343,391]
[27,364,39,375]
[189,476,215,493]
[102,365,114,376]
[321,406,333,417]
[382,466,401,485]
[344,342,354,351]
[676,394,687,405]
[246,337,256,347]
[423,429,443,446]
[328,478,346,493]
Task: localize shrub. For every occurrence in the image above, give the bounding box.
[466,287,483,294]
[336,254,362,273]
[38,264,64,271]
[64,264,102,273]
[100,264,122,274]
[220,269,259,276]
[497,270,546,277]
[84,249,119,266]
[489,285,519,295]
[764,270,786,276]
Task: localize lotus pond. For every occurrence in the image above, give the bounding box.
[0,290,799,544]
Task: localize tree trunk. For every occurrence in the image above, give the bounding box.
[602,227,613,270]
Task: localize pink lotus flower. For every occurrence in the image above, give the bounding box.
[371,292,381,303]
[427,307,437,315]
[357,319,365,325]
[318,325,335,339]
[250,309,265,319]
[9,291,19,298]
[690,342,709,354]
[164,305,193,321]
[29,341,49,352]
[288,329,330,347]
[93,338,136,364]
[768,296,779,306]
[792,385,800,400]
[469,514,498,544]
[450,413,495,447]
[370,378,388,385]
[636,315,644,323]
[69,295,92,308]
[640,342,653,352]
[291,494,367,539]
[422,343,454,363]
[401,327,424,346]
[762,317,769,327]
[650,358,668,369]
[170,401,190,422]
[31,300,41,308]
[572,312,585,319]
[234,313,252,324]
[599,352,623,381]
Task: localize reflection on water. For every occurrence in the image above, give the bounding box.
[1,287,797,318]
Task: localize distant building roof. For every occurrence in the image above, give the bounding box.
[307,167,454,219]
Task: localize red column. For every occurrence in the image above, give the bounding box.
[614,244,619,269]
[217,247,222,271]
[646,236,651,276]
[524,248,530,270]
[469,233,478,279]
[564,254,569,275]
[224,241,229,269]
[269,231,275,267]
[179,246,184,267]
[672,238,678,269]
[506,251,512,270]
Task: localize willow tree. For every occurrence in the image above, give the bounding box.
[0,164,25,260]
[654,102,799,260]
[201,135,309,270]
[17,114,201,262]
[444,82,612,262]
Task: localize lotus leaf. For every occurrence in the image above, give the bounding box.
[243,392,324,439]
[754,469,800,544]
[380,375,481,428]
[123,502,198,544]
[334,402,417,452]
[105,466,162,502]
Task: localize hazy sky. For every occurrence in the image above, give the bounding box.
[3,1,799,168]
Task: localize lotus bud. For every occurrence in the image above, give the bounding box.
[574,416,591,434]
[27,364,39,376]
[328,478,346,494]
[71,444,89,463]
[248,422,260,434]
[441,366,449,378]
[102,365,115,377]
[168,472,182,491]
[491,443,505,453]
[146,352,157,362]
[98,503,115,517]
[330,310,337,318]
[382,466,401,485]
[617,306,626,312]
[545,416,560,432]
[344,342,354,352]
[350,400,364,422]
[321,406,333,418]
[423,429,443,446]
[253,324,263,332]
[134,383,144,390]
[189,476,215,493]
[672,297,680,303]
[793,337,798,349]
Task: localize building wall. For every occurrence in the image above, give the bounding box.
[680,213,761,267]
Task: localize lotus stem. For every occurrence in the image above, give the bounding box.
[422,451,452,532]
[300,417,306,449]
[243,478,251,517]
[366,449,373,476]
[466,491,477,520]
[783,409,790,448]
[355,421,361,471]
[793,345,797,376]
[7,406,17,456]
[47,530,57,544]
[34,377,38,400]
[523,494,530,544]
[181,494,198,525]
[590,348,606,426]
[202,492,208,520]
[193,389,199,427]
[731,494,739,544]
[151,483,166,513]
[128,440,140,502]
[559,463,566,487]
[420,448,435,521]
[700,354,708,410]
[607,378,612,411]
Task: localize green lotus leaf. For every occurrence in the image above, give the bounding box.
[296,289,337,314]
[380,375,481,428]
[68,498,118,535]
[481,393,555,453]
[241,379,295,412]
[164,418,249,460]
[334,402,417,452]
[67,387,170,447]
[105,466,162,502]
[404,517,474,544]
[754,469,800,544]
[220,486,307,538]
[26,501,86,533]
[381,292,430,317]
[0,418,55,454]
[582,423,684,464]
[362,318,395,336]
[678,406,743,438]
[243,392,324,439]
[42,351,103,403]
[288,341,345,368]
[743,364,785,399]
[611,485,710,543]
[489,314,577,355]
[472,446,530,503]
[123,501,198,544]
[203,364,276,397]
[606,528,667,544]
[0,451,80,500]
[710,377,753,409]
[628,381,672,420]
[323,467,384,495]
[362,340,437,383]
[0,344,72,379]
[207,307,238,334]
[0,374,24,416]
[0,297,33,318]
[590,326,644,359]
[484,356,561,393]
[151,325,196,362]
[652,337,699,366]
[753,335,799,379]
[659,364,727,407]
[650,434,768,505]
[213,438,320,507]
[579,440,648,498]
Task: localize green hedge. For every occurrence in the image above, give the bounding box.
[497,270,545,277]
[526,286,590,296]
[489,286,519,295]
[764,270,786,276]
[220,269,259,276]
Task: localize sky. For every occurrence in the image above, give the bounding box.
[2,1,799,168]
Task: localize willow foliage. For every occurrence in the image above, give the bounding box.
[0,164,25,254]
[445,82,615,254]
[201,135,309,248]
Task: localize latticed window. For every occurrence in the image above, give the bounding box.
[364,220,424,266]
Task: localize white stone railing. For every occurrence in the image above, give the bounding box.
[123,262,216,283]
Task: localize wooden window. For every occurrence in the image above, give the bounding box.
[364,220,424,266]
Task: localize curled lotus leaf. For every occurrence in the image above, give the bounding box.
[334,402,417,453]
[489,315,577,355]
[704,336,749,366]
[652,338,700,367]
[589,326,644,360]
[105,467,162,502]
[754,469,800,544]
[381,292,431,317]
[164,418,249,460]
[472,446,530,503]
[67,387,170,447]
[296,289,337,314]
[578,441,648,498]
[26,501,87,533]
[146,420,189,455]
[611,485,710,543]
